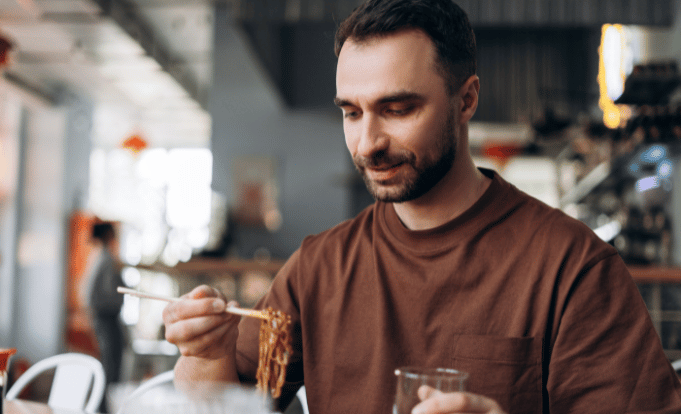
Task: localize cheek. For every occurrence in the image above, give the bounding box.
[387,119,435,153]
[408,119,451,160]
[343,123,356,153]
[343,125,353,153]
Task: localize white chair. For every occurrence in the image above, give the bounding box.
[672,358,681,373]
[283,385,309,414]
[296,385,309,414]
[6,352,106,413]
[114,369,175,414]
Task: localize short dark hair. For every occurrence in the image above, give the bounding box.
[92,222,115,243]
[334,0,477,95]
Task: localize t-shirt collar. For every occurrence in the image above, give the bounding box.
[378,168,516,253]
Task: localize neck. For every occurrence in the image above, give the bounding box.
[392,150,491,231]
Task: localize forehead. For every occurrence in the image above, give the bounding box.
[336,29,444,101]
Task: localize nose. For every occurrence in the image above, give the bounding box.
[354,113,389,159]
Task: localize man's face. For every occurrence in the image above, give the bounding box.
[335,29,459,202]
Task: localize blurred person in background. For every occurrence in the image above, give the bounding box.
[83,222,125,411]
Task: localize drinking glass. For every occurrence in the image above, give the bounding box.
[393,367,468,414]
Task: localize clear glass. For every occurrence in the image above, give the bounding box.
[393,367,468,414]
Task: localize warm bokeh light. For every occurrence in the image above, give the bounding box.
[89,146,214,266]
[166,148,212,229]
[598,24,635,129]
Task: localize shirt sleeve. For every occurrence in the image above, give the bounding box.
[235,248,304,410]
[547,253,681,413]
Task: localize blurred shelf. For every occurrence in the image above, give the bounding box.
[629,266,681,283]
[135,257,286,276]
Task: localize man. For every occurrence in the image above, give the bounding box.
[162,0,681,413]
[84,222,125,412]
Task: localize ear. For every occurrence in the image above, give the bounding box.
[458,75,479,124]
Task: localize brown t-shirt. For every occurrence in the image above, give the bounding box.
[236,168,681,413]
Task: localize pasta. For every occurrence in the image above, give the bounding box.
[256,307,293,398]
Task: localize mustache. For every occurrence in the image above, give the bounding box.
[353,151,414,170]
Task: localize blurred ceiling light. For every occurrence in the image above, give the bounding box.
[121,133,148,154]
[598,24,640,129]
[603,25,625,101]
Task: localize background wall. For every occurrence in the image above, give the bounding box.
[210,7,348,259]
[0,84,93,363]
[12,104,67,362]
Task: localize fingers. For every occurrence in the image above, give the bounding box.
[162,284,241,360]
[165,313,227,343]
[182,285,226,301]
[163,296,227,325]
[168,315,236,358]
[164,285,231,324]
[412,386,506,414]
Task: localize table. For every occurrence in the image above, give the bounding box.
[2,400,92,414]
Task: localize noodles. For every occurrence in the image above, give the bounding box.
[256,307,292,398]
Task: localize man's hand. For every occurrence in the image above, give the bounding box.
[162,285,241,360]
[411,386,507,414]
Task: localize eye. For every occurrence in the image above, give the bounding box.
[385,104,414,116]
[342,108,361,120]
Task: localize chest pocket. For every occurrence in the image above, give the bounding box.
[451,335,543,414]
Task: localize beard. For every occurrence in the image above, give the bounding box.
[353,112,457,203]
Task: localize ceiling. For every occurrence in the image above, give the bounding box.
[0,0,215,148]
[0,0,675,147]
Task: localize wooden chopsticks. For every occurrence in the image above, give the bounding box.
[117,287,269,320]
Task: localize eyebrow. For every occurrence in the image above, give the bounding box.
[333,91,425,108]
[333,97,352,107]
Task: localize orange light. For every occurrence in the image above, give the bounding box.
[597,24,631,129]
[482,143,524,168]
[121,134,148,153]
